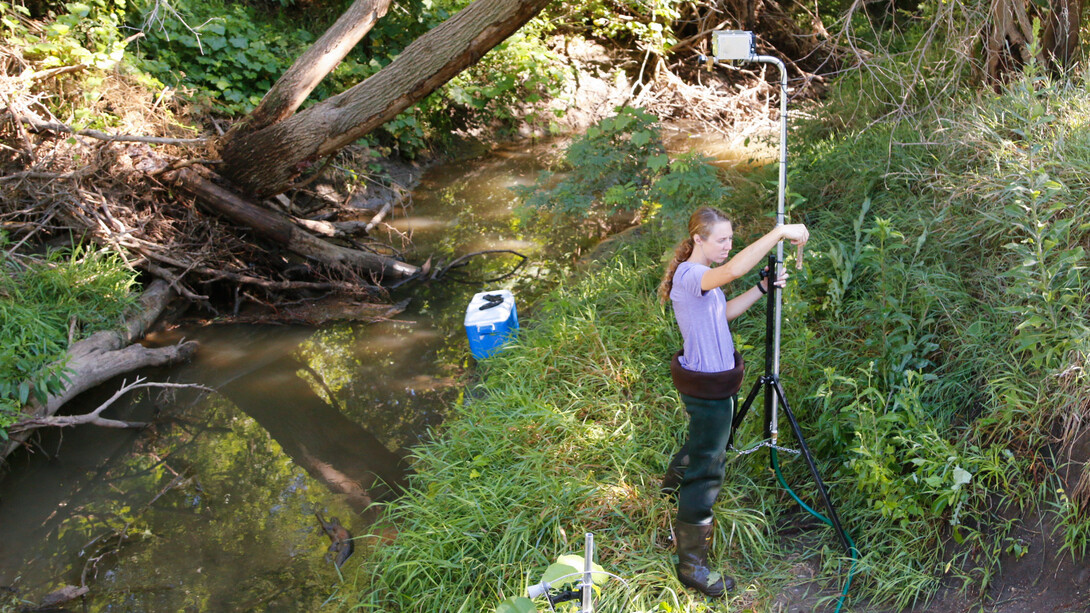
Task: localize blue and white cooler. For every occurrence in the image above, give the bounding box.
[464,289,519,359]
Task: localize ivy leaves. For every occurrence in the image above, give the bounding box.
[135,2,316,113]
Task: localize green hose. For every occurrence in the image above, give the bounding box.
[770,448,859,613]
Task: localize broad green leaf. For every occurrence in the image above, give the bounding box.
[206,35,227,51]
[555,555,608,584]
[540,562,579,586]
[952,466,972,487]
[496,597,536,613]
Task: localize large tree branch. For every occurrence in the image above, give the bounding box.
[219,0,554,196]
[232,0,392,134]
[166,167,419,280]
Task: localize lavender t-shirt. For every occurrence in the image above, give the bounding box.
[670,261,736,372]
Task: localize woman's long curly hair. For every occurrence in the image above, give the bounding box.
[657,206,731,304]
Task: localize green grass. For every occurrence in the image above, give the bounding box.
[336,66,1090,612]
[0,243,138,437]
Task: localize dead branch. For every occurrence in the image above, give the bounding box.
[0,91,37,162]
[10,378,215,432]
[167,166,420,280]
[365,199,396,233]
[24,62,89,82]
[432,249,528,283]
[19,112,207,145]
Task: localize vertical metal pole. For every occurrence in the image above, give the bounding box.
[582,532,594,613]
[753,55,788,442]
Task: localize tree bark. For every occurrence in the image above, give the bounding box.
[984,0,1037,83]
[1042,0,1083,70]
[167,167,419,280]
[230,0,393,135]
[1,280,197,462]
[219,0,554,197]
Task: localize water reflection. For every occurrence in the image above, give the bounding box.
[0,125,757,608]
[0,379,359,612]
[661,118,776,168]
[0,140,579,611]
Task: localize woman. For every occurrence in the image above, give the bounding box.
[658,206,809,597]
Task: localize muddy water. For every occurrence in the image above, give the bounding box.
[0,133,766,611]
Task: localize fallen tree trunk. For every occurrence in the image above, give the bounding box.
[167,166,420,281]
[1,280,198,463]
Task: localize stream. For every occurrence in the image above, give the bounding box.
[0,126,761,612]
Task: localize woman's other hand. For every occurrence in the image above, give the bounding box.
[759,266,788,292]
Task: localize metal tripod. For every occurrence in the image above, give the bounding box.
[728,252,853,555]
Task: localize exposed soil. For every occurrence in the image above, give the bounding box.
[770,429,1090,613]
[768,517,1089,613]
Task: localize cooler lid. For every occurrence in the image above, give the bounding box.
[465,290,515,327]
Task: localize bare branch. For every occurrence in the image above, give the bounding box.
[10,378,215,432]
[19,112,206,145]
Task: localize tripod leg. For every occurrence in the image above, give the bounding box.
[729,379,764,449]
[772,379,852,555]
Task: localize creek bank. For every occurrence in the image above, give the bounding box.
[0,135,608,612]
[0,280,196,464]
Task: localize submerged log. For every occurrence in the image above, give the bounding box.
[1,280,198,463]
[316,512,354,568]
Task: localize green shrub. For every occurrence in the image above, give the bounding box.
[132,0,323,114]
[516,106,731,221]
[0,244,138,438]
[3,0,132,70]
[354,63,1090,612]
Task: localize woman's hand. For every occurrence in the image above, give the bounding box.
[780,223,809,245]
[759,266,788,293]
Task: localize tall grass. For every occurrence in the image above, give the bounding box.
[0,244,138,437]
[338,228,807,611]
[341,68,1090,611]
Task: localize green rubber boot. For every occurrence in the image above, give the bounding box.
[674,521,734,598]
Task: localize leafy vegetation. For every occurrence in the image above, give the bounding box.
[340,62,1090,610]
[2,0,131,71]
[542,0,682,57]
[516,106,731,222]
[0,244,138,438]
[3,0,1088,610]
[126,0,567,152]
[134,0,320,114]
